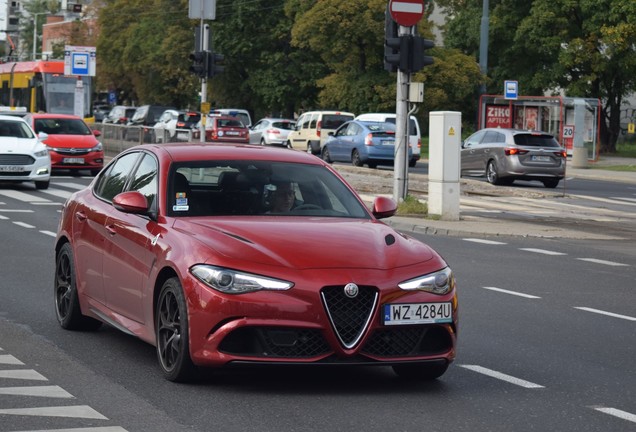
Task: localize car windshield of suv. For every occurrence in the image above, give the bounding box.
[0,120,35,139]
[514,133,560,147]
[168,161,369,218]
[34,118,92,136]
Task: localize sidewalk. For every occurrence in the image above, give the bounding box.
[345,156,636,240]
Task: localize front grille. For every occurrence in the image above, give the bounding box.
[218,327,330,358]
[0,154,35,165]
[321,285,378,349]
[0,171,31,177]
[362,326,453,357]
[56,149,90,156]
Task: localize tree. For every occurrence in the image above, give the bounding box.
[437,0,636,152]
[18,0,51,60]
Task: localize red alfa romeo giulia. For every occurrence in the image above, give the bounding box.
[54,143,458,382]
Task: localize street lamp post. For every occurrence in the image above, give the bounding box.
[32,12,47,61]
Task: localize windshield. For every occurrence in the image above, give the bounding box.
[0,120,35,139]
[34,118,92,135]
[168,161,369,218]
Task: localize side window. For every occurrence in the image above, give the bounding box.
[295,115,306,130]
[309,114,318,129]
[129,154,158,210]
[94,152,140,201]
[483,131,500,144]
[496,132,506,143]
[465,130,486,146]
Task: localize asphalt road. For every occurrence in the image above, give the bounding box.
[0,174,634,432]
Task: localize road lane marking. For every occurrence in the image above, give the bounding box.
[482,286,541,299]
[40,188,74,199]
[40,230,57,237]
[592,406,636,424]
[577,258,629,267]
[0,369,48,380]
[0,385,74,398]
[12,221,35,229]
[56,182,87,190]
[463,238,507,245]
[0,209,34,213]
[459,365,545,388]
[0,215,6,220]
[0,354,25,365]
[0,405,108,419]
[0,190,51,203]
[519,248,567,255]
[7,427,129,432]
[574,307,636,321]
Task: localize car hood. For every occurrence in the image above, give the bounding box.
[43,134,98,149]
[0,138,43,154]
[174,218,435,269]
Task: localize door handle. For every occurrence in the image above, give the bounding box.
[75,211,87,222]
[105,225,117,236]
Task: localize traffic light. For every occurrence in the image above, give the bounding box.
[189,51,207,78]
[410,36,434,72]
[384,5,401,72]
[207,52,225,78]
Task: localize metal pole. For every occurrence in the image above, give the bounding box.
[478,0,489,94]
[199,22,209,143]
[32,15,38,61]
[393,24,409,202]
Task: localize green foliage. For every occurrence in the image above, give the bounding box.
[397,195,428,216]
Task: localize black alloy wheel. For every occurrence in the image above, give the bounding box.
[352,149,364,167]
[156,277,196,382]
[54,243,102,330]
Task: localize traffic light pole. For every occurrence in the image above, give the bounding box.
[199,22,209,143]
[393,25,410,202]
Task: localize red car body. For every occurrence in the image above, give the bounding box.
[54,143,458,382]
[25,113,104,175]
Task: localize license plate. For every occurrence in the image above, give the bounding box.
[381,140,395,146]
[531,155,551,162]
[383,302,452,325]
[63,158,85,164]
[0,165,25,172]
[226,131,239,136]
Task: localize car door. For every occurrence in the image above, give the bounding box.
[249,119,266,144]
[328,122,353,161]
[74,152,142,305]
[461,130,487,173]
[102,153,159,324]
[475,130,502,173]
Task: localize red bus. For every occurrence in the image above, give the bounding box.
[0,60,93,118]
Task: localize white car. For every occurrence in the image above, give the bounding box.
[153,110,201,143]
[249,118,296,146]
[0,114,51,189]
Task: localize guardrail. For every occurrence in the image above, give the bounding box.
[93,123,196,157]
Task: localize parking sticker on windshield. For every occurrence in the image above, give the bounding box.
[174,192,189,211]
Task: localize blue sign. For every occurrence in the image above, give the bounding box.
[504,80,518,100]
[71,52,90,76]
[108,91,117,105]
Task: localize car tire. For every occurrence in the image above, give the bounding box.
[35,180,49,190]
[260,138,267,146]
[542,178,560,188]
[321,147,332,163]
[486,160,504,185]
[54,243,102,331]
[286,140,292,149]
[156,277,196,382]
[392,362,449,380]
[352,149,364,167]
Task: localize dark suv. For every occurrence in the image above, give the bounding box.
[127,105,176,142]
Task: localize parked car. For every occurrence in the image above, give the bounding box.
[102,105,136,125]
[24,113,104,176]
[210,108,252,127]
[287,110,355,154]
[355,113,421,167]
[153,110,201,143]
[194,115,249,143]
[54,143,458,382]
[0,114,51,189]
[460,128,566,188]
[249,118,296,146]
[127,105,177,142]
[321,120,410,168]
[92,104,112,123]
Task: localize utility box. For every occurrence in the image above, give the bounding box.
[428,111,461,220]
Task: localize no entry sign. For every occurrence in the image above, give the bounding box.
[389,0,425,27]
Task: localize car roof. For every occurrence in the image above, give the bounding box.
[29,113,83,120]
[0,114,28,122]
[134,143,326,165]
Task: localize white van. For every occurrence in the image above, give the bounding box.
[287,110,355,154]
[355,113,421,166]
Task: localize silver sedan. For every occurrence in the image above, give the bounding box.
[249,118,296,147]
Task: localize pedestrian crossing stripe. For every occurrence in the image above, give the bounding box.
[0,385,74,398]
[0,354,24,365]
[0,369,48,380]
[0,405,108,419]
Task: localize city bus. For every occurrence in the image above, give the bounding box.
[0,60,93,118]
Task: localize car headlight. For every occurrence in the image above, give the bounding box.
[91,142,103,152]
[190,265,294,294]
[34,149,49,157]
[398,267,454,295]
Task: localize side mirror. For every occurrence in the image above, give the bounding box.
[372,196,397,219]
[38,131,49,140]
[93,129,101,137]
[112,191,149,214]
